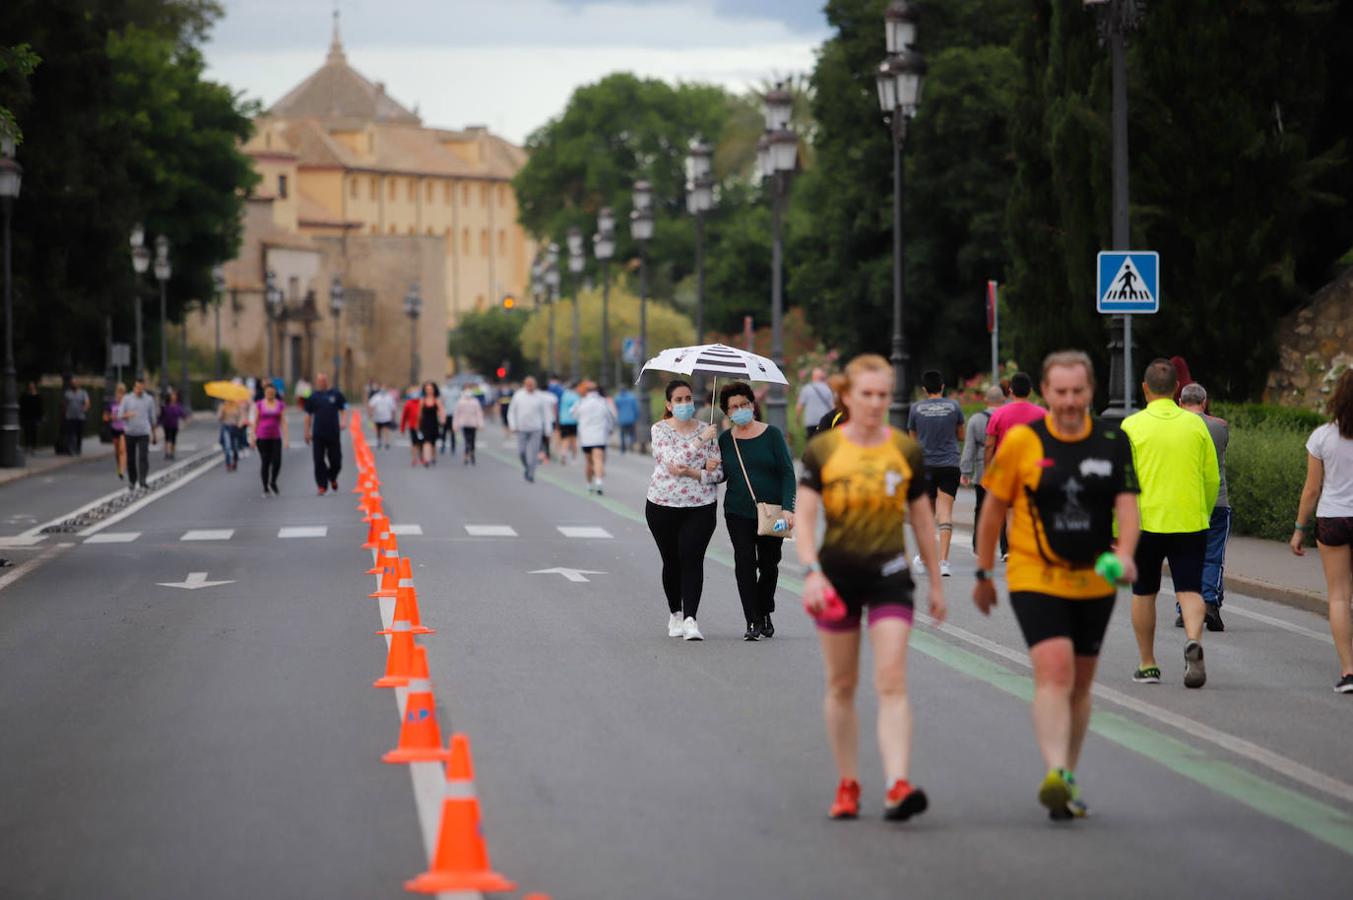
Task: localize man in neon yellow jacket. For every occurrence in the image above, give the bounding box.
[1122,359,1220,689]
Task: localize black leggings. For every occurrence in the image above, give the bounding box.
[645,501,717,618]
[257,437,282,490]
[461,426,477,458]
[725,513,783,622]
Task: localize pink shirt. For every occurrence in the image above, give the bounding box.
[646,420,721,508]
[254,399,285,440]
[985,399,1047,450]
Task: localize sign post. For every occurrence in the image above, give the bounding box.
[986,280,999,386]
[1097,251,1159,414]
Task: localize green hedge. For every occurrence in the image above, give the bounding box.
[1211,402,1326,433]
[1225,422,1311,541]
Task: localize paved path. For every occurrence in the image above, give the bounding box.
[1,424,1350,899]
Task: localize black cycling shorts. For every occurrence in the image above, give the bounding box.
[818,560,915,633]
[1010,591,1116,657]
[559,423,578,438]
[1132,529,1207,595]
[1317,516,1353,548]
[926,466,961,502]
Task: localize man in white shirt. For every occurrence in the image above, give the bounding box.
[367,386,397,449]
[796,368,835,440]
[507,376,553,483]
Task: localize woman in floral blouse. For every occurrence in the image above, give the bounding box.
[646,379,722,641]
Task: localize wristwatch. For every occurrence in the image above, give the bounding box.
[807,561,823,574]
[974,568,992,582]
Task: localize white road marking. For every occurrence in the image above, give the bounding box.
[1223,603,1333,644]
[84,532,141,544]
[465,525,517,537]
[180,529,235,541]
[0,535,46,548]
[277,526,328,538]
[157,571,236,590]
[0,542,72,594]
[391,524,424,536]
[530,567,607,583]
[557,526,612,539]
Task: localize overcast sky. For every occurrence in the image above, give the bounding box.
[202,0,829,144]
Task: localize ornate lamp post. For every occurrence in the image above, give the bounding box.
[566,225,585,382]
[545,242,560,376]
[404,282,422,386]
[593,208,616,390]
[686,138,715,401]
[154,235,171,393]
[329,274,344,392]
[631,180,654,446]
[0,133,22,468]
[758,83,798,434]
[876,0,925,427]
[211,265,225,380]
[264,270,282,378]
[130,225,150,380]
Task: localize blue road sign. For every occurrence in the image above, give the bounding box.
[1097,251,1160,314]
[622,337,640,365]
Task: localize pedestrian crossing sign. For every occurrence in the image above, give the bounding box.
[1097,251,1159,314]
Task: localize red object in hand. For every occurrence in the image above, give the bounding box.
[806,583,847,623]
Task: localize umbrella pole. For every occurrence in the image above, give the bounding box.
[709,376,718,425]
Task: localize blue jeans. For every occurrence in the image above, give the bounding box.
[1201,506,1231,607]
[220,424,238,466]
[619,423,637,453]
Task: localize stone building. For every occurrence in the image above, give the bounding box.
[188,19,534,391]
[1265,267,1353,409]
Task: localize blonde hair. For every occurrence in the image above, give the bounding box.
[839,354,893,417]
[1041,350,1096,387]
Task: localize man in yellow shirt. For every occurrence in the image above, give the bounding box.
[1122,359,1221,689]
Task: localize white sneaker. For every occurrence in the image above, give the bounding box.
[594,478,604,495]
[682,617,704,641]
[912,554,926,576]
[668,613,684,638]
[940,560,952,577]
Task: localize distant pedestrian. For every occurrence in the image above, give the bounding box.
[983,372,1045,471]
[161,389,187,461]
[1170,356,1195,405]
[961,385,1007,554]
[439,379,457,456]
[417,382,444,467]
[1291,369,1353,693]
[558,381,581,464]
[217,399,244,471]
[1177,384,1229,632]
[646,379,721,641]
[251,382,288,496]
[104,383,127,480]
[117,377,159,491]
[61,377,90,456]
[797,367,836,442]
[452,388,484,465]
[718,381,797,641]
[816,373,850,432]
[615,386,640,453]
[508,376,553,482]
[907,370,965,577]
[575,381,616,494]
[19,381,42,454]
[1123,359,1220,689]
[399,387,422,466]
[497,383,514,439]
[303,372,347,495]
[368,385,396,449]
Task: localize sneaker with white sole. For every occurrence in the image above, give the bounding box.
[668,613,684,638]
[912,554,926,576]
[1183,640,1207,689]
[939,560,952,577]
[682,617,703,641]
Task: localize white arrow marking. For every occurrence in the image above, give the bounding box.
[157,571,236,591]
[529,567,607,583]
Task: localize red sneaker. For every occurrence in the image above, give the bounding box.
[884,779,928,822]
[829,778,861,820]
[317,486,327,496]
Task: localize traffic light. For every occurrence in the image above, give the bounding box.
[501,294,515,310]
[496,366,508,379]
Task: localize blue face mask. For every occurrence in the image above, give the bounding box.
[672,402,696,421]
[729,408,755,427]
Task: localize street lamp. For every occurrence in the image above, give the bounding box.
[631,180,654,447]
[566,225,585,382]
[593,208,616,390]
[876,0,925,427]
[329,274,344,392]
[154,235,171,394]
[686,138,715,401]
[404,282,422,386]
[211,265,225,380]
[130,225,150,380]
[264,269,282,378]
[545,242,560,376]
[758,84,798,434]
[0,133,23,468]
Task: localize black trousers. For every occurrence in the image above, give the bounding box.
[21,419,39,452]
[645,501,717,618]
[725,513,783,622]
[972,485,1009,555]
[63,418,85,456]
[312,436,342,488]
[257,437,282,490]
[125,434,150,486]
[461,426,477,459]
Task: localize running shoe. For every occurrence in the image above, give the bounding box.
[761,614,775,638]
[1131,665,1162,684]
[1064,773,1089,819]
[743,621,761,642]
[912,554,926,576]
[1183,640,1207,689]
[1334,674,1353,694]
[1205,606,1225,632]
[829,778,861,820]
[1038,768,1072,818]
[595,479,604,495]
[883,779,928,822]
[682,617,703,641]
[330,480,339,491]
[1174,613,1184,628]
[939,560,952,578]
[668,613,684,638]
[317,486,327,496]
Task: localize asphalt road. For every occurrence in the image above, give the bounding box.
[2,420,1352,899]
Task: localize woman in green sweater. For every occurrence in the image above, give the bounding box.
[718,381,798,640]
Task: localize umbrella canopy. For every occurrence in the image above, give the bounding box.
[639,343,788,385]
[204,381,252,403]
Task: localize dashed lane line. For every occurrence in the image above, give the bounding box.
[465,525,517,537]
[83,532,141,544]
[0,542,75,594]
[390,524,424,536]
[556,526,612,539]
[278,526,328,539]
[180,529,235,542]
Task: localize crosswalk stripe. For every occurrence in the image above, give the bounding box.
[180,529,235,541]
[84,532,141,544]
[557,526,613,539]
[277,526,328,539]
[390,524,423,536]
[465,525,517,537]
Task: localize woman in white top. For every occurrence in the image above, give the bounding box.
[574,382,616,494]
[452,389,485,465]
[646,379,721,641]
[1291,369,1353,692]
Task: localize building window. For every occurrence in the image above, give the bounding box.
[349,177,358,198]
[497,229,506,255]
[462,183,471,206]
[475,295,484,312]
[480,184,489,206]
[480,229,489,255]
[426,227,434,236]
[287,275,300,301]
[407,225,415,235]
[462,228,471,255]
[499,184,507,205]
[370,177,378,201]
[388,179,396,200]
[426,182,434,203]
[444,182,452,204]
[370,224,379,234]
[278,174,289,199]
[389,224,397,234]
[406,179,414,202]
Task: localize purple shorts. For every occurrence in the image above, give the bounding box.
[815,560,916,633]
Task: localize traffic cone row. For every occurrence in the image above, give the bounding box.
[347,412,518,895]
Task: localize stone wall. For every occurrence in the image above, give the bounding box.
[1265,267,1353,409]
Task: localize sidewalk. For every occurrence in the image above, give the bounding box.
[0,442,114,488]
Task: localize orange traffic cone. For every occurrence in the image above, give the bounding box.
[374,622,420,688]
[405,734,517,894]
[378,558,433,634]
[366,533,398,575]
[382,677,452,764]
[369,556,401,598]
[362,514,389,550]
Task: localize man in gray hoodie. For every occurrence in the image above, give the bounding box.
[118,377,159,490]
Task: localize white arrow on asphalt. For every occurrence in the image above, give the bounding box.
[529,567,607,584]
[157,571,236,591]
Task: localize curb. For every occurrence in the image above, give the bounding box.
[0,447,114,488]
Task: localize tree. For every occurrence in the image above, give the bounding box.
[0,43,40,143]
[449,307,527,377]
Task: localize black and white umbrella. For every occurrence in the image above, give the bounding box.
[640,343,788,422]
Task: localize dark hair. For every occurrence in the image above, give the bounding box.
[921,369,943,394]
[1330,369,1353,439]
[1010,372,1032,397]
[718,381,756,415]
[422,381,440,398]
[663,379,692,419]
[1143,358,1177,397]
